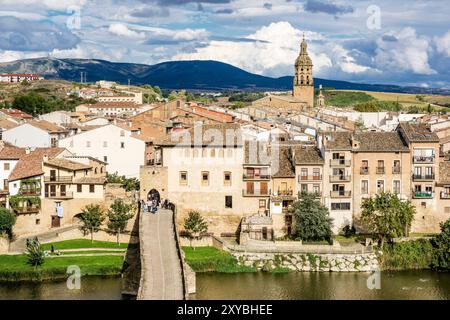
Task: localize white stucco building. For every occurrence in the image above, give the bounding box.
[58,124,146,178]
[2,121,68,149]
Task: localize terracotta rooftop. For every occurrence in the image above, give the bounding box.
[8,147,66,182]
[324,131,409,152]
[0,108,33,119]
[28,120,67,133]
[293,146,324,164]
[45,158,92,171]
[398,122,439,143]
[0,119,19,130]
[0,145,26,160]
[158,123,242,147]
[271,147,295,178]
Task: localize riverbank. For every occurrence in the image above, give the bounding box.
[0,239,127,282]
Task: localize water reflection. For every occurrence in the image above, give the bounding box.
[192,271,450,300]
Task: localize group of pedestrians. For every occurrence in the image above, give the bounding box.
[141,198,173,215]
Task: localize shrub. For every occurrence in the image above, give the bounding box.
[291,192,333,243]
[342,225,356,238]
[26,239,45,269]
[431,219,450,270]
[381,240,434,270]
[0,208,16,238]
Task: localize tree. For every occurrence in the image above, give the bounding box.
[0,208,16,239]
[431,218,450,269]
[183,211,208,248]
[361,192,415,248]
[107,200,136,244]
[25,238,44,269]
[291,192,333,243]
[79,204,105,243]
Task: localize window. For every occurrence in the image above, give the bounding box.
[201,171,209,186]
[259,199,266,209]
[77,184,82,193]
[377,180,384,193]
[313,168,320,180]
[202,148,207,158]
[179,171,188,185]
[393,180,401,194]
[225,196,232,208]
[120,142,125,149]
[313,184,320,194]
[89,185,95,193]
[300,168,308,181]
[301,184,308,192]
[86,141,91,147]
[103,156,108,162]
[120,130,125,137]
[35,219,40,225]
[4,163,10,171]
[3,179,8,191]
[224,172,231,186]
[361,180,369,194]
[103,141,108,147]
[421,202,426,208]
[331,203,351,211]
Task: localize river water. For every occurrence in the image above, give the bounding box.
[0,271,448,300]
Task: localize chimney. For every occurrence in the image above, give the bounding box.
[25,147,31,155]
[43,154,49,162]
[128,121,132,128]
[351,134,360,149]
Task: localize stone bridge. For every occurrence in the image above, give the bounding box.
[137,208,193,300]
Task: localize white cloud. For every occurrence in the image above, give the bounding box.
[435,30,450,57]
[332,45,373,74]
[50,43,127,61]
[0,50,45,63]
[108,23,145,39]
[375,27,436,75]
[173,21,332,77]
[1,0,87,11]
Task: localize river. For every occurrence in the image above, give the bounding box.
[0,271,448,300]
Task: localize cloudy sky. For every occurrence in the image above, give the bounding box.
[1,0,450,87]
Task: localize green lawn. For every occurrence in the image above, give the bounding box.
[48,250,126,256]
[0,254,124,281]
[182,246,256,273]
[41,239,128,251]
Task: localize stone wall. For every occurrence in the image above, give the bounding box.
[0,237,9,254]
[179,236,213,247]
[232,251,378,272]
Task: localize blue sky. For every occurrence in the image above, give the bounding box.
[1,0,450,88]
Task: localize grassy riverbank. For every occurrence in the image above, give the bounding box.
[182,247,257,273]
[380,240,436,271]
[0,239,126,282]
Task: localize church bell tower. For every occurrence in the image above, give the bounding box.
[293,36,314,108]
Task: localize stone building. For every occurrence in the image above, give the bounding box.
[293,36,314,108]
[251,37,315,112]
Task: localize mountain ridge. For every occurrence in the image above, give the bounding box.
[0,57,448,95]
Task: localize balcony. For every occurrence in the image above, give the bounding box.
[242,189,270,197]
[376,167,385,174]
[330,159,351,167]
[412,174,435,181]
[14,206,40,214]
[298,175,322,181]
[413,156,435,164]
[392,166,402,174]
[45,191,74,199]
[440,192,450,199]
[330,191,351,198]
[273,190,295,198]
[412,191,434,199]
[329,175,351,182]
[44,176,73,183]
[360,167,369,175]
[243,174,270,180]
